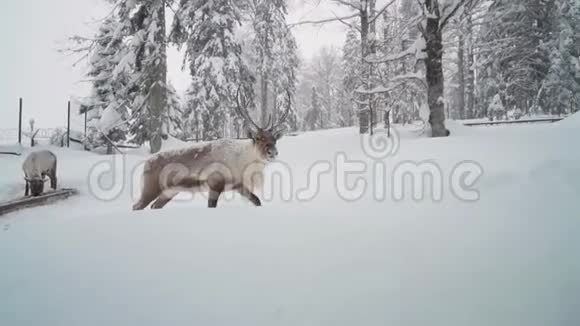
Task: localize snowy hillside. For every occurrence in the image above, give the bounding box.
[1,117,579,325]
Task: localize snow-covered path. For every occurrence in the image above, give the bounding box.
[1,117,579,325]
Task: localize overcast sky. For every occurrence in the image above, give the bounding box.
[0,0,350,130]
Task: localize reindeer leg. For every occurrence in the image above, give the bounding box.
[207,177,225,208]
[151,191,177,209]
[208,189,223,208]
[51,161,57,189]
[133,170,162,211]
[133,190,159,210]
[237,186,262,207]
[133,186,161,211]
[49,168,57,190]
[25,181,29,197]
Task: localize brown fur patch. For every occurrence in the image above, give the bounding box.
[183,145,212,161]
[175,177,203,189]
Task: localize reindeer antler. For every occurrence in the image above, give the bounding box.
[270,90,292,131]
[235,87,260,130]
[235,87,292,131]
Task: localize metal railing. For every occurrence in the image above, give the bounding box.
[463,117,565,127]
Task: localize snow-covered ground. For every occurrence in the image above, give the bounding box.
[1,116,579,325]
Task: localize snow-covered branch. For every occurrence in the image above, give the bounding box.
[440,0,470,29]
[354,72,426,95]
[288,13,359,28]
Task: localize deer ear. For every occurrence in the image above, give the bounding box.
[273,129,284,140]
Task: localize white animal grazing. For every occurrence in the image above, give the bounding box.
[133,88,291,209]
[22,150,57,196]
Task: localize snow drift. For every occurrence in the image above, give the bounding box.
[0,120,579,326]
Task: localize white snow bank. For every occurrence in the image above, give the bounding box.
[557,111,580,128]
[1,123,579,326]
[1,204,579,326]
[162,135,189,151]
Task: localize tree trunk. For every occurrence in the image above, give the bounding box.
[358,3,370,134]
[149,1,166,153]
[457,32,466,120]
[384,110,390,137]
[424,2,449,137]
[369,0,376,134]
[260,74,269,127]
[195,111,199,142]
[465,12,475,119]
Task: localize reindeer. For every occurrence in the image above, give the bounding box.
[22,150,57,197]
[132,88,291,209]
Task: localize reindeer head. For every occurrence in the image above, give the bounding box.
[26,177,45,196]
[235,87,291,162]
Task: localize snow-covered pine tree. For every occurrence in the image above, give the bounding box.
[69,0,177,153]
[341,28,363,127]
[78,14,129,154]
[245,0,299,127]
[542,0,580,115]
[304,47,342,129]
[303,86,323,131]
[272,23,299,132]
[477,0,554,116]
[182,85,201,141]
[164,82,185,140]
[172,0,253,141]
[488,93,505,121]
[342,27,362,97]
[116,0,168,153]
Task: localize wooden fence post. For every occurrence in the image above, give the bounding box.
[67,101,71,148]
[18,98,22,145]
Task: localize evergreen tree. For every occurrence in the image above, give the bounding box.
[342,28,361,93]
[477,0,554,115]
[77,14,129,154]
[182,85,202,141]
[164,83,185,140]
[542,0,580,114]
[473,0,580,117]
[488,93,505,121]
[341,28,362,126]
[246,0,299,126]
[304,86,323,131]
[69,0,172,153]
[117,0,168,152]
[172,0,253,140]
[307,47,342,128]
